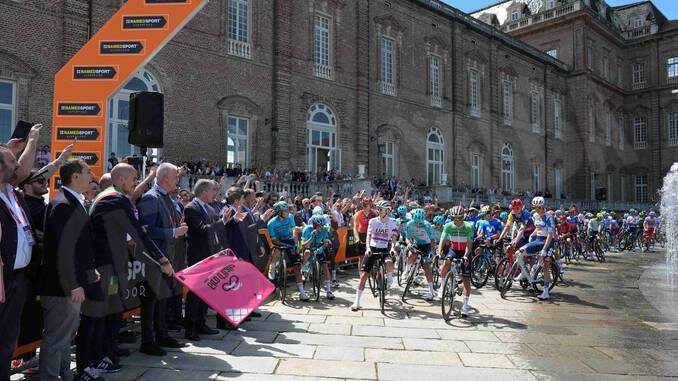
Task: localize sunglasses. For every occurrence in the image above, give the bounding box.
[32,178,47,185]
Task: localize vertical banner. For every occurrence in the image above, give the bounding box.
[50,0,209,193]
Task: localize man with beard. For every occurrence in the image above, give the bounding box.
[0,122,44,381]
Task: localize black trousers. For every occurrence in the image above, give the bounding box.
[75,315,104,373]
[0,272,27,381]
[103,313,122,361]
[140,285,168,344]
[185,291,208,331]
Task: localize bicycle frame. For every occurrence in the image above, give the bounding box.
[513,250,546,286]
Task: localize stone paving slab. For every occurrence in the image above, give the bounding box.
[313,346,365,361]
[401,337,470,352]
[121,352,279,373]
[230,341,316,358]
[458,353,515,368]
[352,325,439,339]
[365,349,462,366]
[275,332,404,349]
[376,363,540,381]
[276,358,376,379]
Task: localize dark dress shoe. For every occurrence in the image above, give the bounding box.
[139,342,167,356]
[156,336,186,348]
[166,322,184,332]
[115,347,131,357]
[184,330,201,341]
[216,321,235,330]
[198,325,219,335]
[249,311,262,318]
[117,331,137,344]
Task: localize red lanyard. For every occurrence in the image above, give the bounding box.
[0,189,29,226]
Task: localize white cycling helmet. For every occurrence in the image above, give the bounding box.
[531,196,545,207]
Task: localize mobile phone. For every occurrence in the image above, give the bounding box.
[11,121,32,140]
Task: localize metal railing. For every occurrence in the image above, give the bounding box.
[430,95,442,108]
[314,64,333,80]
[634,141,647,150]
[381,82,396,96]
[501,1,580,32]
[624,25,653,39]
[228,39,251,59]
[632,81,646,90]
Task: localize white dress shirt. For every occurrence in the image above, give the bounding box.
[0,184,32,269]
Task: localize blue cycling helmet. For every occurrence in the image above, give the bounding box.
[309,215,325,226]
[499,211,508,220]
[412,208,426,222]
[397,205,408,215]
[273,201,289,213]
[433,215,445,225]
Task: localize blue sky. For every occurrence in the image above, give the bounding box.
[442,0,678,19]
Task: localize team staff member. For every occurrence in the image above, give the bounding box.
[352,198,376,263]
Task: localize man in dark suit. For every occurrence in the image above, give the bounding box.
[40,160,103,381]
[137,163,187,353]
[183,179,230,340]
[88,163,176,359]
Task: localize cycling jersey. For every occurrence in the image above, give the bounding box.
[355,209,376,234]
[301,225,329,249]
[397,217,410,239]
[440,221,474,251]
[267,214,296,242]
[644,216,656,228]
[367,217,399,249]
[587,219,602,233]
[476,219,501,238]
[507,209,535,233]
[532,212,555,238]
[405,220,435,245]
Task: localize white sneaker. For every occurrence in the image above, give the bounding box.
[537,290,549,300]
[326,291,335,300]
[387,277,394,289]
[558,262,565,274]
[437,288,444,299]
[350,303,361,311]
[299,291,310,301]
[268,264,276,280]
[424,293,434,302]
[461,304,470,316]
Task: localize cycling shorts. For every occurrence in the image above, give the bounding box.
[277,239,301,266]
[521,236,555,257]
[361,246,391,273]
[444,248,471,277]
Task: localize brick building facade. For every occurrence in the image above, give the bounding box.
[1,0,676,202]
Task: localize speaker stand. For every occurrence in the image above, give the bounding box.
[140,146,148,178]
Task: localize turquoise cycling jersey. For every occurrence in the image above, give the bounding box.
[404,220,435,245]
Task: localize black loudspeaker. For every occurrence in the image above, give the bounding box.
[128,91,164,148]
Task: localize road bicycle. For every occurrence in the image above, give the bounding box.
[401,244,433,302]
[440,258,464,320]
[367,252,390,313]
[301,247,323,302]
[271,244,294,303]
[497,246,559,299]
[470,240,498,289]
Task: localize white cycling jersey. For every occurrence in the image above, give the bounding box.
[367,217,399,249]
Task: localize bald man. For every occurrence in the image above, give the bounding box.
[81,163,175,368]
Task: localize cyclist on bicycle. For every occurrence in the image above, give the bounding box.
[498,199,535,250]
[350,200,399,311]
[301,215,335,300]
[474,206,502,253]
[586,213,603,259]
[404,208,437,301]
[643,211,657,251]
[267,201,309,301]
[518,196,556,301]
[431,215,445,244]
[626,209,640,251]
[436,206,474,316]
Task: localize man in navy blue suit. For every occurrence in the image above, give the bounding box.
[137,163,187,354]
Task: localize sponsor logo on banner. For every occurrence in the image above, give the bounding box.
[56,127,101,141]
[146,0,189,3]
[100,41,144,55]
[73,66,118,80]
[122,15,167,29]
[57,103,101,116]
[58,152,100,166]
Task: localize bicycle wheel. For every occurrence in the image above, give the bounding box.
[470,255,489,289]
[531,261,558,293]
[378,262,387,314]
[311,260,321,301]
[595,243,606,263]
[431,255,441,288]
[368,269,377,297]
[500,260,518,299]
[401,258,421,302]
[396,251,405,287]
[494,257,511,290]
[276,256,287,303]
[441,272,457,321]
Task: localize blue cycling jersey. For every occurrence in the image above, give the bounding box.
[532,212,555,237]
[405,220,435,245]
[476,218,503,237]
[301,225,329,249]
[267,215,296,241]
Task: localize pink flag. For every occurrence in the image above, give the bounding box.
[175,249,274,327]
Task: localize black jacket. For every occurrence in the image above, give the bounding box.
[0,187,34,292]
[40,189,102,299]
[184,200,225,265]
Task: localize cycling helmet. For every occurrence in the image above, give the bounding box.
[397,205,408,215]
[312,206,324,215]
[376,200,391,210]
[623,213,629,219]
[449,206,465,218]
[412,208,426,222]
[649,211,656,217]
[479,205,491,216]
[531,196,545,207]
[555,209,563,216]
[273,201,289,213]
[511,199,523,209]
[596,212,604,220]
[433,215,445,225]
[309,215,325,226]
[586,212,593,218]
[639,212,645,218]
[362,197,372,206]
[630,208,637,214]
[499,211,508,220]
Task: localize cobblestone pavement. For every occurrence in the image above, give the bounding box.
[19,250,678,380]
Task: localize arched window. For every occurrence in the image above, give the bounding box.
[306,103,339,173]
[107,69,161,165]
[501,143,514,192]
[426,128,444,185]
